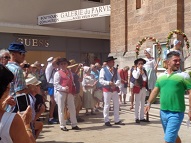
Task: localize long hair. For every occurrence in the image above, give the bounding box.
[0,64,14,98]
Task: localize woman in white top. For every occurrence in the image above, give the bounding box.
[144,48,160,91]
[0,64,36,143]
[82,66,97,115]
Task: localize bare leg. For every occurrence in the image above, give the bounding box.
[176,135,181,143]
[34,121,43,139]
[49,96,56,118]
[164,135,181,143]
[123,94,127,104]
[35,104,45,121]
[119,94,122,103]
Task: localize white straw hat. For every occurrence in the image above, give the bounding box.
[26,76,41,86]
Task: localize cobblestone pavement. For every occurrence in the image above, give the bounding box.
[37,102,191,143]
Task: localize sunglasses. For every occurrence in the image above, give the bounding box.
[3,56,10,60]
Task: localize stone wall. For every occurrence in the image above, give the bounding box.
[110,0,191,69]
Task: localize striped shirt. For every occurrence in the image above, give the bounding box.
[6,61,26,96]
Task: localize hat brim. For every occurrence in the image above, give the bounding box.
[8,49,26,53]
[134,58,146,65]
[104,58,117,62]
[68,63,79,68]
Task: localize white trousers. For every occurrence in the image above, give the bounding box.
[56,91,77,128]
[134,87,146,120]
[103,91,120,123]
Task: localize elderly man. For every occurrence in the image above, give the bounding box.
[145,51,191,143]
[99,56,125,126]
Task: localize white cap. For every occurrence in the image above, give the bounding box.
[173,39,181,46]
[26,76,41,86]
[145,48,152,56]
[41,64,45,67]
[47,57,53,62]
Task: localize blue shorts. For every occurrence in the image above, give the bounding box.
[160,110,184,143]
[48,87,54,96]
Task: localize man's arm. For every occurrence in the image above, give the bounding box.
[99,68,110,86]
[145,87,160,113]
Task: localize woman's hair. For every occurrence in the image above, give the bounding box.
[0,49,9,58]
[0,64,14,98]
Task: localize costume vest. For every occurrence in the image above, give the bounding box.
[134,69,148,89]
[102,67,118,92]
[59,69,74,94]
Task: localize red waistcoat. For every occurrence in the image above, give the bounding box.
[58,69,74,94]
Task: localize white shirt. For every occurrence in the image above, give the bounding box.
[0,112,16,143]
[99,66,121,86]
[28,94,36,121]
[132,68,147,81]
[45,63,55,84]
[143,57,156,69]
[53,71,68,92]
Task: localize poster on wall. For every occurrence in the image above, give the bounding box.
[153,42,167,70]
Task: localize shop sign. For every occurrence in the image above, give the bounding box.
[16,37,49,47]
[38,5,111,25]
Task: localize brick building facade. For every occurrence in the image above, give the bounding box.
[110,0,191,70]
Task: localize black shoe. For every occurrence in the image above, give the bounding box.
[105,122,112,127]
[140,119,150,122]
[48,118,59,124]
[72,126,81,130]
[115,121,125,125]
[135,119,140,124]
[61,127,69,131]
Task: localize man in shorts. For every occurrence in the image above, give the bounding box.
[145,51,191,143]
[45,57,59,124]
[118,66,129,104]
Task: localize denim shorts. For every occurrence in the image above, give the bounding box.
[160,110,184,143]
[48,87,54,96]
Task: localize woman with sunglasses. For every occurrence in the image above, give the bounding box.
[0,64,36,143]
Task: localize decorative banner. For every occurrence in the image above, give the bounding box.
[38,5,111,25]
[166,29,190,51]
[135,37,162,58]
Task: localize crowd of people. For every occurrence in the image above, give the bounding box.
[0,39,190,143]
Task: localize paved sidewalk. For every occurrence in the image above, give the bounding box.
[36,103,191,143]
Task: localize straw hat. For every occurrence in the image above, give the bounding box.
[67,59,79,68]
[30,64,37,68]
[26,76,41,86]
